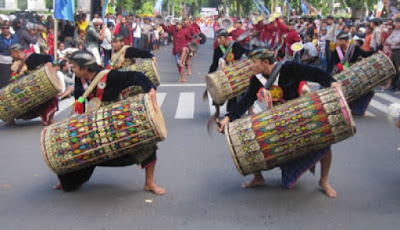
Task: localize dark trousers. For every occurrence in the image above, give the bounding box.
[390,49,400,89]
[103,49,112,67]
[0,63,11,88]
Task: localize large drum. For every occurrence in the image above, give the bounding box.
[41,93,167,175]
[334,51,396,102]
[206,59,254,105]
[120,59,160,98]
[0,63,62,122]
[225,87,355,176]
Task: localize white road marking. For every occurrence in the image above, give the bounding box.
[160,83,206,87]
[207,93,226,116]
[369,99,388,113]
[156,93,167,107]
[58,98,74,113]
[375,93,400,104]
[175,92,195,119]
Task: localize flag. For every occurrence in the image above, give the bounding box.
[154,0,163,15]
[285,0,297,16]
[102,0,109,19]
[54,0,75,22]
[300,0,309,15]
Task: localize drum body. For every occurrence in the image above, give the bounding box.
[120,59,160,98]
[225,88,355,176]
[334,51,396,102]
[0,63,62,122]
[41,94,167,175]
[206,59,254,105]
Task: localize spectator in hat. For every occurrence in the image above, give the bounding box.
[85,18,106,65]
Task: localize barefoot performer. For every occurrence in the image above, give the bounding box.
[218,48,342,198]
[53,51,165,195]
[162,20,192,83]
[7,43,58,126]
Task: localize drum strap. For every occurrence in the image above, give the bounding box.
[80,70,111,102]
[111,45,130,69]
[264,61,285,90]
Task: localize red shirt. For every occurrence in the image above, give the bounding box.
[285,29,300,56]
[162,25,193,55]
[230,28,246,46]
[191,23,201,34]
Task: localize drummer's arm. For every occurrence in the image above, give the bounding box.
[226,77,262,121]
[111,70,156,93]
[357,45,376,58]
[209,48,222,73]
[283,62,335,88]
[219,77,262,132]
[73,77,84,99]
[233,42,249,56]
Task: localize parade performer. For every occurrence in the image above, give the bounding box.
[217,48,342,198]
[229,20,247,47]
[162,21,192,83]
[7,43,57,126]
[207,29,249,113]
[183,17,198,75]
[327,32,375,115]
[52,51,165,195]
[109,34,155,70]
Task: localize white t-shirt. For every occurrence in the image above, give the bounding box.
[101,28,112,50]
[303,42,319,57]
[132,23,142,38]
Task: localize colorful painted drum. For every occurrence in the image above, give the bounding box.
[41,93,167,175]
[334,51,396,102]
[225,87,355,176]
[0,63,62,122]
[206,59,254,105]
[120,59,160,98]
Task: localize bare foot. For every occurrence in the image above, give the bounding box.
[178,78,187,83]
[53,183,61,190]
[187,71,192,75]
[241,178,266,188]
[144,183,166,195]
[319,180,337,198]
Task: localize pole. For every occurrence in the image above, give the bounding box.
[329,0,334,15]
[54,19,58,63]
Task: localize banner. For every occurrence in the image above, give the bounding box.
[54,0,75,22]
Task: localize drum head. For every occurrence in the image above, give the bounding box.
[44,63,63,93]
[237,31,250,41]
[205,70,226,105]
[145,94,167,140]
[87,97,102,113]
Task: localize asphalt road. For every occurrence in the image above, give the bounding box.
[1,41,400,230]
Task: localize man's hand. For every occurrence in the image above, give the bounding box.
[217,116,230,134]
[149,88,159,111]
[331,81,343,92]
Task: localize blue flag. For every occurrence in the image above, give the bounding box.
[300,0,309,15]
[54,0,75,22]
[154,0,163,14]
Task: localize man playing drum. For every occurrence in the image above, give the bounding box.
[218,48,342,198]
[328,32,376,115]
[6,44,58,126]
[110,34,155,70]
[208,29,249,112]
[52,51,166,195]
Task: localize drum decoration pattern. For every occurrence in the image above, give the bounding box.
[225,88,356,176]
[334,51,396,102]
[0,63,62,122]
[206,59,254,105]
[41,94,167,175]
[120,59,160,98]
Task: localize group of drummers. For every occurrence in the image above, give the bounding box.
[0,13,399,200]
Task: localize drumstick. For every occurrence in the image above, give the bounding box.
[216,118,221,128]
